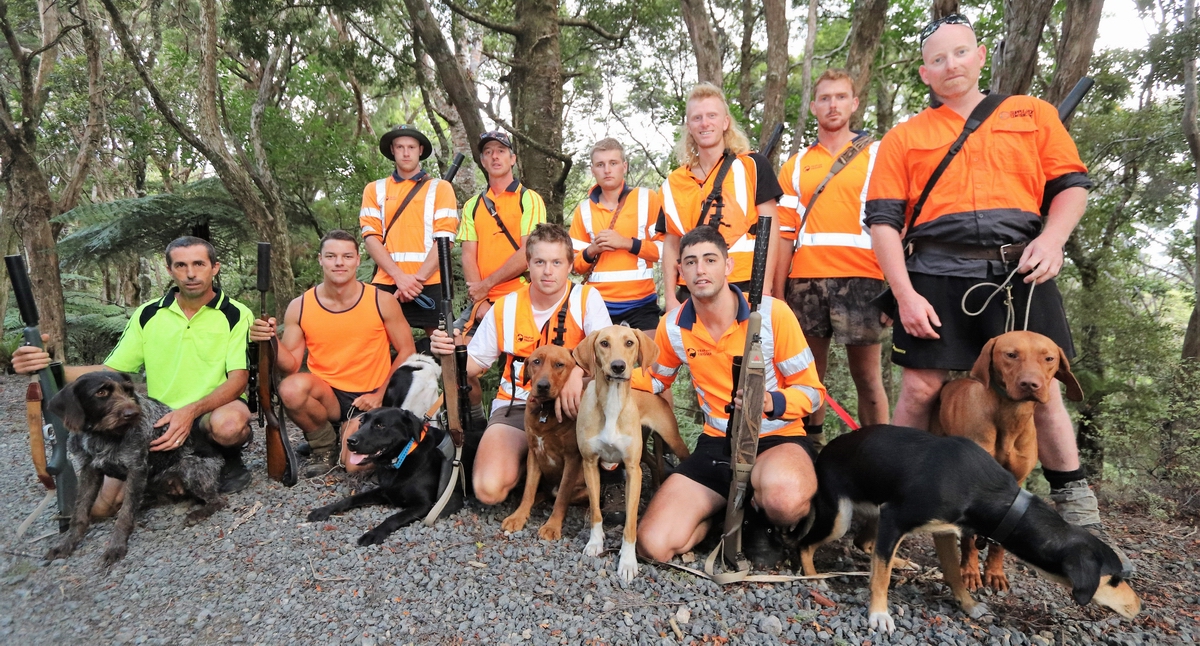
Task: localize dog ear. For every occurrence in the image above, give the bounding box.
[520,357,532,385]
[1062,550,1103,606]
[970,337,998,388]
[572,331,599,379]
[1055,347,1085,402]
[634,329,659,368]
[46,381,86,433]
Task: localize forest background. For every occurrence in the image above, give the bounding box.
[2,0,1199,518]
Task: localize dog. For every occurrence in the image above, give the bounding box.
[798,425,1140,633]
[572,326,691,583]
[383,353,442,413]
[43,372,225,566]
[930,331,1084,591]
[308,407,459,544]
[500,344,583,540]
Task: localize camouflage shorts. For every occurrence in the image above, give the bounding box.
[785,277,887,346]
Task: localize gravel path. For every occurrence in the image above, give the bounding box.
[0,374,1195,645]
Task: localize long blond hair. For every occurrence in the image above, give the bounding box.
[673,82,751,169]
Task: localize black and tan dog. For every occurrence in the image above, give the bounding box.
[799,425,1140,633]
[44,372,225,566]
[308,407,458,544]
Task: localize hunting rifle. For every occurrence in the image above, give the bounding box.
[6,255,77,532]
[424,152,468,526]
[253,243,298,486]
[719,124,783,570]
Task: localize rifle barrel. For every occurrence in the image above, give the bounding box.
[6,256,39,327]
[761,123,785,160]
[1058,77,1094,123]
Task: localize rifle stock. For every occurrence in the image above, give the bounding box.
[6,254,77,532]
[257,243,298,486]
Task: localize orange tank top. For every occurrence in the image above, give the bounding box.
[299,283,391,393]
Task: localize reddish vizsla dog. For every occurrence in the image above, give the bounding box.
[931,330,1084,591]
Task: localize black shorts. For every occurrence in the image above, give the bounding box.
[675,280,751,305]
[891,270,1075,371]
[333,387,371,423]
[373,282,443,329]
[675,434,817,496]
[610,299,662,331]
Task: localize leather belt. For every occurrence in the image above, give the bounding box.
[909,240,1028,264]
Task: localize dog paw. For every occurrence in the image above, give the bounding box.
[357,530,390,546]
[307,507,333,522]
[537,523,562,541]
[44,542,76,562]
[984,570,1010,592]
[617,542,638,584]
[868,611,895,633]
[962,569,983,591]
[584,524,605,557]
[966,601,991,620]
[100,544,127,567]
[500,513,528,534]
[185,506,219,526]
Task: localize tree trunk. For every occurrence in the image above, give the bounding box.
[760,0,787,164]
[1182,0,1200,361]
[846,0,889,129]
[991,0,1055,95]
[1046,0,1105,126]
[679,0,723,86]
[788,0,820,156]
[509,0,567,222]
[5,147,67,359]
[736,0,755,116]
[875,77,896,132]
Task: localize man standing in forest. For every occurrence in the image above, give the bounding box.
[12,236,255,513]
[658,83,783,313]
[569,138,664,335]
[775,69,890,447]
[864,14,1131,572]
[250,230,416,477]
[359,125,459,335]
[456,129,548,423]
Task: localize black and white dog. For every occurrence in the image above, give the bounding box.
[44,372,225,566]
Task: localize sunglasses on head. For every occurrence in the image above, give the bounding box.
[919,13,973,45]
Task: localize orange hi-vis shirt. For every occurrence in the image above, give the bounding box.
[864,95,1091,278]
[569,184,663,304]
[635,287,826,438]
[458,180,548,301]
[777,139,884,280]
[359,170,459,285]
[660,152,772,284]
[490,284,600,407]
[299,283,392,393]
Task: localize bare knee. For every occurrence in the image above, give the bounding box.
[472,465,517,505]
[756,483,814,527]
[278,376,309,410]
[900,371,944,405]
[636,519,683,562]
[208,409,250,446]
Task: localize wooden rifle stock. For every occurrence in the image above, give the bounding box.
[257,243,298,486]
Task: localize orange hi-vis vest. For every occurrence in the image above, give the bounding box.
[569,185,663,303]
[359,171,459,285]
[299,283,392,393]
[777,140,884,280]
[493,284,597,407]
[661,152,762,284]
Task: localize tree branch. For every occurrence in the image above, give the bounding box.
[55,0,105,215]
[558,16,629,41]
[440,0,519,36]
[478,99,571,165]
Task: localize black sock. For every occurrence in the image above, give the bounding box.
[804,423,824,436]
[1043,467,1086,490]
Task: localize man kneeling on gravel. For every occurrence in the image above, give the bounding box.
[12,236,255,516]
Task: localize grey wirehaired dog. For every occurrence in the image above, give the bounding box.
[44,371,225,566]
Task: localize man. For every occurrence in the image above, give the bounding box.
[249,230,415,477]
[457,129,548,423]
[658,83,783,313]
[360,125,459,334]
[569,138,664,335]
[863,14,1130,571]
[12,237,255,515]
[636,227,826,562]
[430,224,611,505]
[774,69,890,443]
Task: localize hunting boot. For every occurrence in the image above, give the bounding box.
[218,441,252,494]
[303,422,339,478]
[1049,478,1135,576]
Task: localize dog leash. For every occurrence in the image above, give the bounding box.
[823,395,860,431]
[422,394,467,527]
[648,541,869,584]
[961,265,1035,333]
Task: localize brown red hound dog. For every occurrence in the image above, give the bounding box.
[573,326,690,583]
[931,330,1084,591]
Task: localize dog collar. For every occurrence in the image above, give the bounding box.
[988,488,1034,544]
[388,424,428,470]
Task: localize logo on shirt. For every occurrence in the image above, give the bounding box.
[516,333,537,343]
[686,348,711,359]
[802,164,824,172]
[999,109,1034,119]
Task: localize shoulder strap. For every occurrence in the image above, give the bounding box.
[480,189,522,252]
[905,93,1009,235]
[797,134,874,235]
[383,177,430,236]
[541,284,575,347]
[580,189,633,283]
[697,152,737,230]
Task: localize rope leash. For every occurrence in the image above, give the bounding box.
[960,265,1035,333]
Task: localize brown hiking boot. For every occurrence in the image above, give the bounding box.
[303,423,340,478]
[1050,479,1135,576]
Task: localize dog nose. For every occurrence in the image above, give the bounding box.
[536,378,551,394]
[122,407,139,420]
[346,436,359,450]
[610,360,626,374]
[1018,378,1041,393]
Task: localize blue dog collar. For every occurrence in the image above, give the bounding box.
[389,425,428,469]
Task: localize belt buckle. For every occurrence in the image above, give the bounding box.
[999,243,1015,264]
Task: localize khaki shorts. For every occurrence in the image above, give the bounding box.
[785,277,886,346]
[486,402,526,432]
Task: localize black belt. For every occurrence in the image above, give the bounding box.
[908,240,1028,264]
